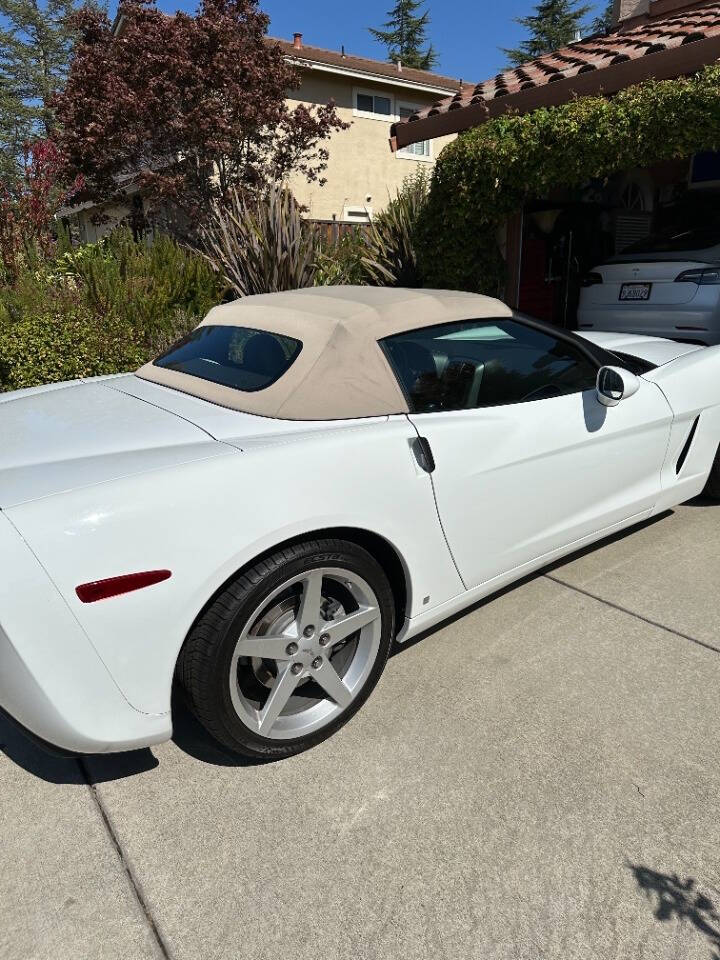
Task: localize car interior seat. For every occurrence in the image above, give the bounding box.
[243,333,287,377]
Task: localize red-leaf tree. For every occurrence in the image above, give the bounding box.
[0,139,83,277]
[54,0,347,227]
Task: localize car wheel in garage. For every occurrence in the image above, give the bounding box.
[178,539,395,759]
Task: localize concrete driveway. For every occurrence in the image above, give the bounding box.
[3,500,720,960]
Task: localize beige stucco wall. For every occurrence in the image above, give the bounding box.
[284,70,457,222]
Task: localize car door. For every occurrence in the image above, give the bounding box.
[383,316,673,589]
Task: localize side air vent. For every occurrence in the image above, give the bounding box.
[676,416,700,475]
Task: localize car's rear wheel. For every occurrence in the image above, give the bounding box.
[702,444,720,499]
[178,539,395,759]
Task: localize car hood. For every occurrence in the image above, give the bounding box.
[0,377,234,508]
[577,331,703,366]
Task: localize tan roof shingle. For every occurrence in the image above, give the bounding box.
[271,37,463,93]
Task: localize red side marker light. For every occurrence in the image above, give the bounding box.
[76,569,172,603]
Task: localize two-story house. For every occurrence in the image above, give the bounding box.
[69,28,463,241]
[277,33,461,223]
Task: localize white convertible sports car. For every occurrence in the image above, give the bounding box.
[2,287,719,759]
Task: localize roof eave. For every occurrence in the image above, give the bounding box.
[390,33,720,149]
[285,56,460,96]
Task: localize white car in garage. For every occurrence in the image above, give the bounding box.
[1,287,719,759]
[578,226,720,345]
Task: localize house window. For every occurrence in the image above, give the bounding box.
[342,205,373,222]
[354,89,393,120]
[396,105,431,159]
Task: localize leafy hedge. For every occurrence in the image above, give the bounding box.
[0,230,224,391]
[0,310,147,390]
[417,65,720,293]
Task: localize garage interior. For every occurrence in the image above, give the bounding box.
[516,152,720,328]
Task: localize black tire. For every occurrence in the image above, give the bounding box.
[177,538,395,759]
[703,444,720,500]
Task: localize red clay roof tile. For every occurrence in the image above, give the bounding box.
[396,1,720,130]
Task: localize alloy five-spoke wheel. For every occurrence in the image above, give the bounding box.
[178,539,395,758]
[229,567,382,740]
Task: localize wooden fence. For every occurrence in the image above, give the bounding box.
[307,219,371,246]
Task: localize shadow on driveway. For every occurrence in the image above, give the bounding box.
[683,494,720,508]
[170,687,270,768]
[0,711,158,785]
[628,861,720,959]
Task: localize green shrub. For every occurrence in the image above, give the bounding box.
[0,229,222,392]
[70,230,224,334]
[0,309,147,391]
[314,228,370,286]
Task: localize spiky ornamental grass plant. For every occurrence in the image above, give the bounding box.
[362,169,430,287]
[199,184,319,297]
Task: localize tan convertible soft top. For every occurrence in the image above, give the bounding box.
[136,286,513,420]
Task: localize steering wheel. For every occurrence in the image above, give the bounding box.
[439,357,483,406]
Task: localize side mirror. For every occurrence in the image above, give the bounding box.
[596,365,640,407]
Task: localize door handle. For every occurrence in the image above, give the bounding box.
[412,436,435,473]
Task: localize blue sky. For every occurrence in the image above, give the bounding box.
[256,0,533,80]
[108,0,608,84]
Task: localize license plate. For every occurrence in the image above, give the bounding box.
[619,282,651,301]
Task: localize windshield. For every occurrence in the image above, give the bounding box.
[154,325,302,393]
[620,226,720,256]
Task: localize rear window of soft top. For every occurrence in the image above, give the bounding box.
[154,325,302,393]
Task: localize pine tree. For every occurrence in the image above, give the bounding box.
[369,0,437,71]
[0,0,86,179]
[503,0,593,66]
[592,1,615,34]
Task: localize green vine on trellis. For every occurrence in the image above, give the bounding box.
[416,64,720,295]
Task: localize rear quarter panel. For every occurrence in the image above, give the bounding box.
[6,417,463,715]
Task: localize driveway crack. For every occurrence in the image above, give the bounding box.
[544,573,720,656]
[78,757,173,959]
